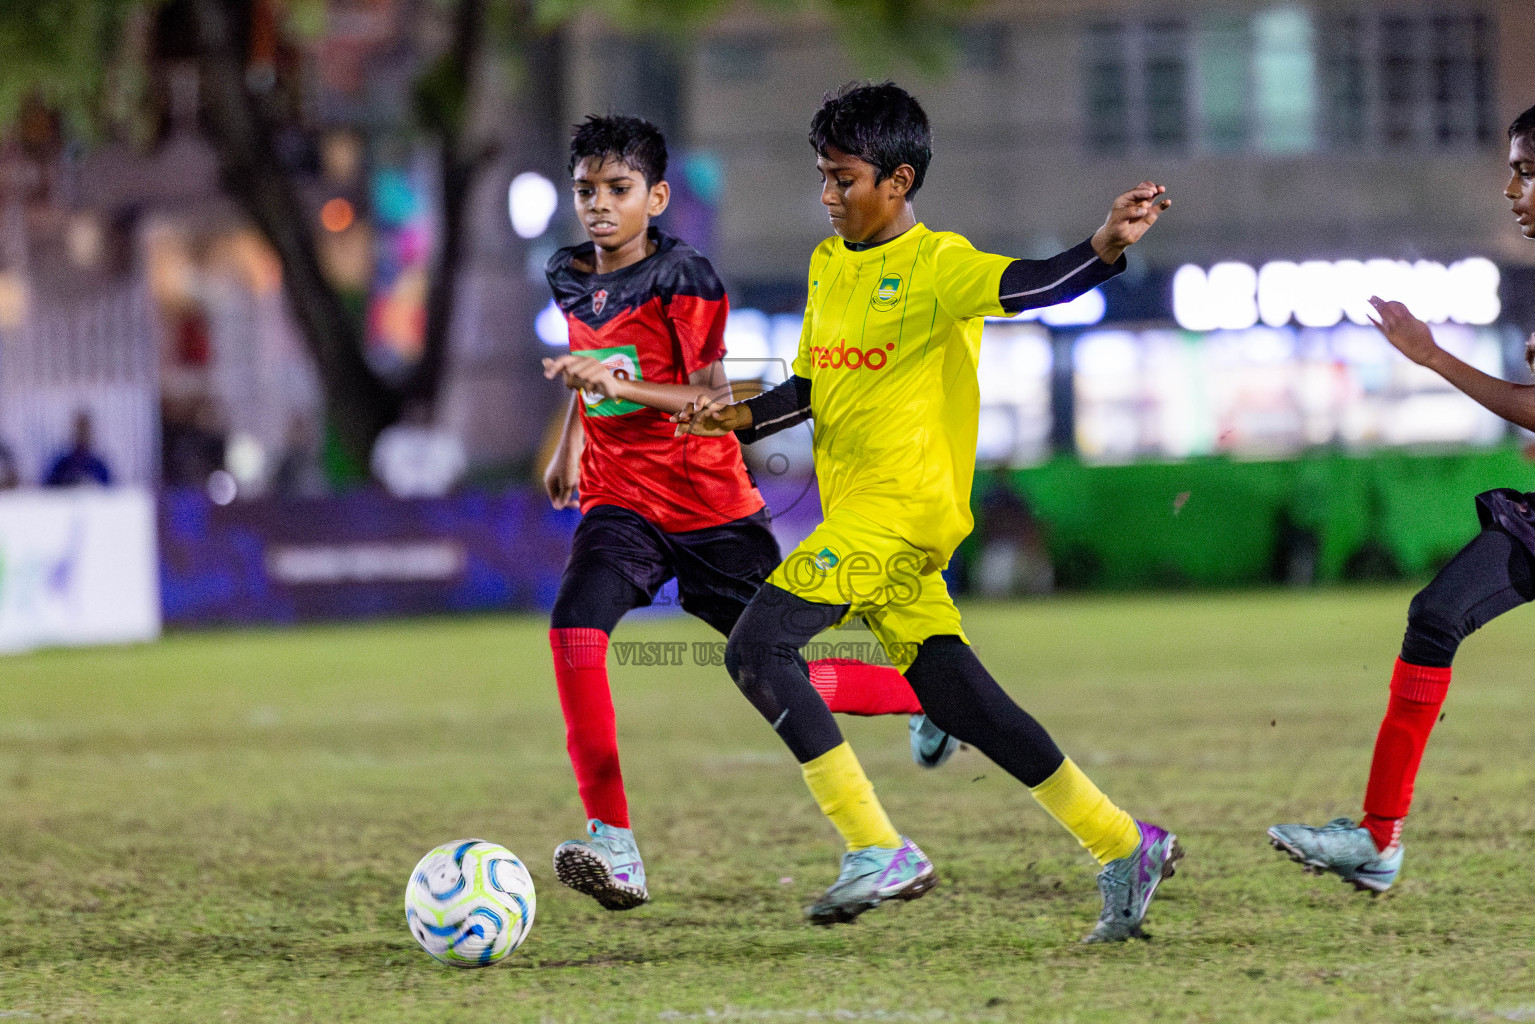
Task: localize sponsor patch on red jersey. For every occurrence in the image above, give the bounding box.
[546,228,763,533]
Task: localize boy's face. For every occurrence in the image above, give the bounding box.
[571,156,669,251]
[816,145,914,243]
[1507,134,1535,240]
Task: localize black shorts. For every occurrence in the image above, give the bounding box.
[1476,488,1535,554]
[562,504,782,636]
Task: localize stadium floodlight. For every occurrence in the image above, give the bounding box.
[508,172,559,240]
[535,298,569,346]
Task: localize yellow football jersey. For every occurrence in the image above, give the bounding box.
[792,224,1014,571]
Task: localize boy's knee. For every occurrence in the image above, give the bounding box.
[1406,587,1458,638]
[1403,587,1462,666]
[724,632,772,684]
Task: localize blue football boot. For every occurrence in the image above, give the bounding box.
[1083,820,1184,943]
[1267,818,1402,893]
[909,714,958,769]
[806,837,937,925]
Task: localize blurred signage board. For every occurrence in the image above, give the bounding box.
[1072,323,1509,464]
[158,488,578,627]
[0,488,161,654]
[1172,258,1500,332]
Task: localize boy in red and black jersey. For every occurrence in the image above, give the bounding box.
[538,115,933,913]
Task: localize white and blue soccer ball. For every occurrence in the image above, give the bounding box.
[405,839,536,968]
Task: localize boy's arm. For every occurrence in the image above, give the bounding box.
[671,375,811,440]
[1369,297,1535,432]
[543,390,584,509]
[542,354,729,415]
[998,182,1169,314]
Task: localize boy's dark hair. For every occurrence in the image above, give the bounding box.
[568,114,667,187]
[808,82,932,197]
[1509,104,1535,146]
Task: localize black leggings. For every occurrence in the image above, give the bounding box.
[551,564,647,635]
[726,583,1066,785]
[1401,527,1535,668]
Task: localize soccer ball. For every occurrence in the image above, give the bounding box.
[405,839,536,968]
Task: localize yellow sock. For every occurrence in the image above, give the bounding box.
[800,742,901,851]
[1029,758,1140,865]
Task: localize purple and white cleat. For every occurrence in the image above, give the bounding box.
[553,819,649,911]
[805,837,937,925]
[1082,820,1184,943]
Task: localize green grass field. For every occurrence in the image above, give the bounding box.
[2,588,1533,1023]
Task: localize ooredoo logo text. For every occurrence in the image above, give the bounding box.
[808,341,895,370]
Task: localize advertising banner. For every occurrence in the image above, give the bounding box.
[158,488,581,627]
[0,488,161,653]
[158,482,825,629]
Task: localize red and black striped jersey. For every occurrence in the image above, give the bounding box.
[546,228,763,532]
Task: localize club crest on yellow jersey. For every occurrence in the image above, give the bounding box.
[870,274,903,311]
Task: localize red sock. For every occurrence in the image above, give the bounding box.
[549,628,629,828]
[808,658,923,716]
[1361,657,1451,852]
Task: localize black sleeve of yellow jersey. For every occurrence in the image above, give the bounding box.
[736,375,812,444]
[998,237,1126,314]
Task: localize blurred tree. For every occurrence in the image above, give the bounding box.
[0,0,965,468]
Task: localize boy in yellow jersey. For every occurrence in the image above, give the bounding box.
[674,82,1179,941]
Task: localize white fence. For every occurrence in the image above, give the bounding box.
[0,282,159,486]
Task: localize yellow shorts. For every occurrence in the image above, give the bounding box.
[766,510,967,671]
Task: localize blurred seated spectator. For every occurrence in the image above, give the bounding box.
[162,396,227,488]
[0,438,18,490]
[272,413,328,500]
[371,401,467,498]
[44,411,112,487]
[975,473,1054,598]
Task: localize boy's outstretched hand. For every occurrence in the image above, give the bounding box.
[1091,181,1170,264]
[1367,296,1440,366]
[671,397,749,437]
[543,354,623,401]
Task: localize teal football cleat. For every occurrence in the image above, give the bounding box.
[553,819,649,910]
[1083,821,1184,943]
[806,837,937,925]
[1267,818,1402,893]
[909,714,957,769]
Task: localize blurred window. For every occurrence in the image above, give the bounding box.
[1143,21,1190,150]
[1194,17,1250,152]
[1380,15,1420,148]
[1253,6,1317,153]
[1088,7,1493,156]
[1084,20,1189,153]
[1084,23,1131,152]
[1319,15,1368,149]
[1318,10,1495,152]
